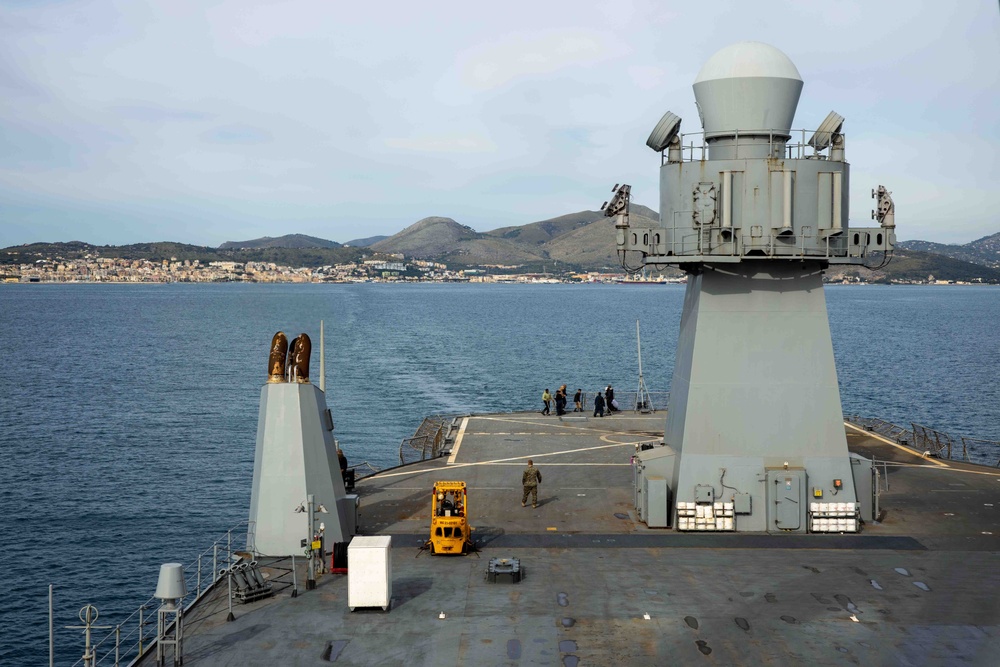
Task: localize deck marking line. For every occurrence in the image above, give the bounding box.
[447,417,469,464]
[880,462,1000,478]
[373,441,636,478]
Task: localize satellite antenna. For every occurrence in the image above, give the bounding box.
[634,319,653,413]
[808,111,845,151]
[646,111,682,152]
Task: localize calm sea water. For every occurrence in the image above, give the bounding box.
[1,283,998,663]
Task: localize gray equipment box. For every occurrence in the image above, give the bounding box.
[733,492,752,515]
[642,476,670,528]
[695,485,714,503]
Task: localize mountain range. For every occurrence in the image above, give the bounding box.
[896,234,1000,268]
[4,207,999,281]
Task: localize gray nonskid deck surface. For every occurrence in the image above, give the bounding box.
[157,412,1000,666]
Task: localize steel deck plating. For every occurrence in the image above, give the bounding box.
[144,412,1000,666]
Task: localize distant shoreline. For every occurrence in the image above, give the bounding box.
[3,280,997,287]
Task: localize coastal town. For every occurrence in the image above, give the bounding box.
[0,253,646,284]
[0,252,992,285]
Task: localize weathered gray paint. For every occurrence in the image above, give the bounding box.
[664,263,858,532]
[248,382,349,554]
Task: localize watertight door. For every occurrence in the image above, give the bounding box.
[767,470,804,532]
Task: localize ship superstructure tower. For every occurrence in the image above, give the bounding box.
[617,42,896,532]
[248,331,353,554]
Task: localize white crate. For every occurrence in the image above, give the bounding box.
[348,536,392,611]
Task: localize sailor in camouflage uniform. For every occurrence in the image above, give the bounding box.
[521,459,542,508]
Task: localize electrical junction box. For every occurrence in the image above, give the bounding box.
[733,493,752,515]
[643,476,670,528]
[695,485,714,503]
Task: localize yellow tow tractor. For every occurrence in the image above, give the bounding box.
[428,481,473,555]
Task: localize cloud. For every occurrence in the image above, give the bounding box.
[456,29,624,91]
[0,0,997,247]
[383,134,497,154]
[202,125,273,144]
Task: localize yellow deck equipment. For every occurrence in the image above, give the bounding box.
[429,481,472,555]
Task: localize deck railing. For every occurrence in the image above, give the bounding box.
[65,520,253,667]
[845,416,1000,467]
[396,394,672,466]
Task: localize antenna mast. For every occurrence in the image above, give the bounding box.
[635,319,653,413]
[319,320,325,393]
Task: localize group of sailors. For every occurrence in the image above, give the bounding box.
[542,385,619,416]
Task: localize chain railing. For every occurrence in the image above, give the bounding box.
[66,520,253,667]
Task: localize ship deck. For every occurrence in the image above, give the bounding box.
[151,411,1000,666]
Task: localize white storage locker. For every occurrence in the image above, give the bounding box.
[348,535,392,611]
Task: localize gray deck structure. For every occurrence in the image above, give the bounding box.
[150,412,1000,666]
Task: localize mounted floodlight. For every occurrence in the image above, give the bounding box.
[646,111,681,152]
[808,111,845,150]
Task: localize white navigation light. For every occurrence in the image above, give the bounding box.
[693,41,803,138]
[154,563,187,607]
[808,111,845,150]
[646,111,681,152]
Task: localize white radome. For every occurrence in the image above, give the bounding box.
[694,41,802,84]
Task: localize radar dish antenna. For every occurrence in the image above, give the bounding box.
[808,111,845,150]
[646,111,682,152]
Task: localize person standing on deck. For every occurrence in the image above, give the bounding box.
[555,384,568,416]
[594,391,605,418]
[573,388,582,412]
[541,388,552,415]
[605,385,617,413]
[522,459,542,508]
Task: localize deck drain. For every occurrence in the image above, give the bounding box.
[557,593,569,607]
[684,616,699,629]
[614,513,629,519]
[695,640,712,655]
[559,640,577,652]
[506,639,521,659]
[560,617,575,628]
[870,580,883,591]
[734,617,750,632]
[894,567,911,576]
[913,582,931,592]
[780,615,798,624]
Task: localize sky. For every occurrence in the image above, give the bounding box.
[1,0,998,248]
